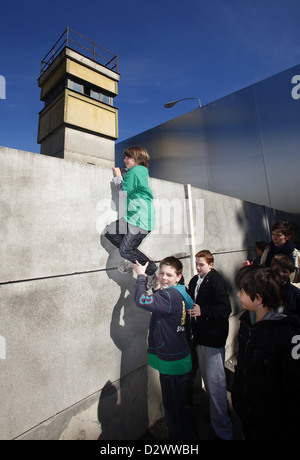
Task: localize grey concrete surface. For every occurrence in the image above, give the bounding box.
[0,146,290,439]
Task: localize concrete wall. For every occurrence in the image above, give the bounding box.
[0,146,289,440]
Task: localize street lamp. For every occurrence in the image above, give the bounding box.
[164,97,201,109]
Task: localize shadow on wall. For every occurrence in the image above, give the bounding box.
[97,170,151,441]
[201,200,290,318]
[236,201,292,263]
[97,380,122,440]
[232,201,293,306]
[235,202,269,263]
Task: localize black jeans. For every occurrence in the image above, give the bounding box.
[104,218,157,276]
[160,373,195,440]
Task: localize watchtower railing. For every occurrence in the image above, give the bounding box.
[40,26,118,75]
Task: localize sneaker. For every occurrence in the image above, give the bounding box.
[146,272,157,291]
[118,260,133,274]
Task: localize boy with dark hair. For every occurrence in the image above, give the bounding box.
[253,241,268,264]
[187,250,234,440]
[270,254,300,318]
[232,266,300,440]
[132,256,195,440]
[261,221,299,283]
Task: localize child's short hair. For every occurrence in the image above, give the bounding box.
[272,221,295,240]
[255,241,268,252]
[160,256,183,276]
[270,254,295,273]
[123,146,150,168]
[195,250,214,265]
[235,266,283,309]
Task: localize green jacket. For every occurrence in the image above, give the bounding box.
[122,165,155,231]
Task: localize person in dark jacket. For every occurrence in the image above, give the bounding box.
[133,256,195,440]
[260,221,300,283]
[187,250,234,440]
[270,254,300,318]
[232,266,300,440]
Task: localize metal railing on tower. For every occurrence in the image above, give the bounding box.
[40,26,118,75]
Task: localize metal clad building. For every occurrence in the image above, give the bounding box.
[116,64,300,215]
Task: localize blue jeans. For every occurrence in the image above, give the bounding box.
[105,218,157,276]
[159,373,195,440]
[196,345,234,440]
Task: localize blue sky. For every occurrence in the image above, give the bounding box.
[1,0,300,153]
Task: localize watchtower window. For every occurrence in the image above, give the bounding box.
[43,76,115,108]
[69,80,84,94]
[90,89,112,105]
[67,78,113,106]
[44,79,66,106]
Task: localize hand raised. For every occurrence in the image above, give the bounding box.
[112,167,121,177]
[132,260,149,276]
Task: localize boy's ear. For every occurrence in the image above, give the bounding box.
[255,293,264,305]
[177,273,182,282]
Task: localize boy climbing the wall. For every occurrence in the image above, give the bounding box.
[104,146,157,287]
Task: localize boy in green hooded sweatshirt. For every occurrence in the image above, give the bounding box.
[105,146,157,286]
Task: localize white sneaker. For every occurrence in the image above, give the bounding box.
[118,260,133,274]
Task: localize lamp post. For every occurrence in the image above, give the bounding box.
[164,97,201,109]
